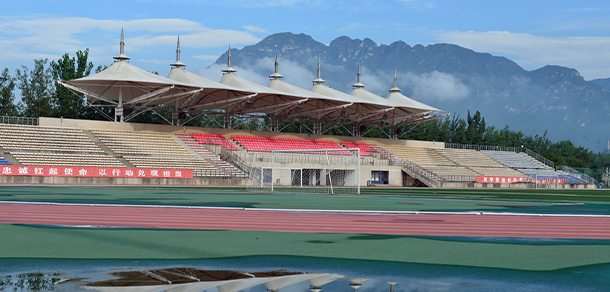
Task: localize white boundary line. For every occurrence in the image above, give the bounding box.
[2,200,610,218]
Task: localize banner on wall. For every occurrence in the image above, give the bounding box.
[0,165,193,179]
[476,176,566,184]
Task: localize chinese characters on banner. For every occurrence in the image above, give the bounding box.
[476,176,567,184]
[0,166,193,179]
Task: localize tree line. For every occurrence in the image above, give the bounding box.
[1,50,609,175]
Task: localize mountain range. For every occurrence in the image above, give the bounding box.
[213,32,610,152]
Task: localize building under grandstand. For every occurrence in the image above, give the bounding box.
[0,31,598,190]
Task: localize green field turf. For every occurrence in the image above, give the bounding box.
[1,185,610,272]
[2,224,610,271]
[1,185,610,213]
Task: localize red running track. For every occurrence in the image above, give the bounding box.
[1,202,610,239]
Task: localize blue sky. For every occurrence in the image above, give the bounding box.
[2,0,610,81]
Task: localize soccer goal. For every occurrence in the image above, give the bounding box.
[246,148,361,195]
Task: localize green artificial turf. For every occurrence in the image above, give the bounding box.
[2,185,610,273]
[3,224,610,271]
[1,186,610,214]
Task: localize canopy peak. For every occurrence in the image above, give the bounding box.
[312,57,326,85]
[269,53,284,79]
[113,28,131,61]
[222,45,237,74]
[389,68,401,93]
[352,64,365,89]
[170,36,186,68]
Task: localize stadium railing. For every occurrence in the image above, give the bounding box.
[0,116,38,126]
[445,143,555,169]
[372,145,441,187]
[560,165,599,185]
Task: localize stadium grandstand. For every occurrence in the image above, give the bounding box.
[0,30,596,189]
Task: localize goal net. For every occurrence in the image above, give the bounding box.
[246,148,361,195]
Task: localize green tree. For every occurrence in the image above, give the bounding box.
[465,110,485,144]
[0,68,19,116]
[50,49,94,119]
[16,59,55,118]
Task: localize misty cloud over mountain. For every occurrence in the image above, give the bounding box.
[200,32,609,152]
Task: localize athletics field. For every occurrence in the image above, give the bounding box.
[1,186,610,291]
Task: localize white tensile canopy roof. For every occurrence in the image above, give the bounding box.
[388,89,440,112]
[309,61,391,123]
[267,55,352,120]
[351,67,437,124]
[60,31,202,108]
[61,60,203,107]
[221,73,307,115]
[219,48,307,115]
[59,30,448,131]
[167,67,255,111]
[386,69,449,125]
[312,83,391,123]
[165,38,255,113]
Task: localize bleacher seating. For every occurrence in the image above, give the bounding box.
[341,141,375,156]
[177,133,247,177]
[0,124,123,167]
[232,135,345,153]
[519,168,588,184]
[423,166,479,178]
[175,134,217,158]
[12,152,124,168]
[380,145,456,166]
[210,158,248,178]
[481,150,573,180]
[191,133,241,151]
[380,145,536,181]
[482,151,550,169]
[124,156,215,170]
[0,124,105,153]
[93,129,224,173]
[0,156,9,165]
[92,129,193,156]
[469,167,526,177]
[557,171,588,184]
[435,149,505,168]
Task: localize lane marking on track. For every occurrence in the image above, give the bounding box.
[1,200,610,218]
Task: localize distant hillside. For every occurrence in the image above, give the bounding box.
[215,32,610,152]
[590,78,610,91]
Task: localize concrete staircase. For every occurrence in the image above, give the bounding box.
[175,133,247,177]
[83,130,133,168]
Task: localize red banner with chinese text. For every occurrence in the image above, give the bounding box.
[0,165,193,179]
[476,176,566,184]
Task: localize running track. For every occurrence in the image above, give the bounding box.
[1,202,610,239]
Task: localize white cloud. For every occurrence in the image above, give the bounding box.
[195,56,315,89]
[434,30,610,79]
[360,67,392,96]
[0,16,260,67]
[128,30,259,50]
[403,70,470,101]
[243,25,267,33]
